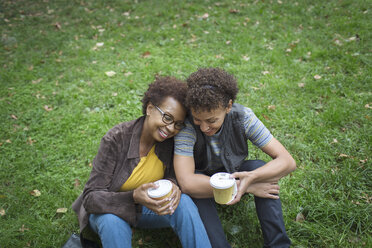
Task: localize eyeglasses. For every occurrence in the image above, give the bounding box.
[153,104,186,130]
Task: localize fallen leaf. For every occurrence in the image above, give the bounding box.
[295,212,305,222]
[105,71,116,77]
[11,114,18,120]
[331,138,338,144]
[30,189,41,197]
[334,39,342,46]
[298,83,305,88]
[262,114,270,120]
[314,75,321,80]
[0,208,5,216]
[27,137,36,145]
[112,92,118,96]
[32,78,43,84]
[242,56,250,61]
[229,9,239,14]
[262,71,270,75]
[360,159,368,164]
[19,224,29,232]
[124,71,132,77]
[6,139,11,143]
[56,208,68,213]
[54,22,61,30]
[365,103,372,109]
[44,105,53,112]
[226,40,231,45]
[74,179,81,188]
[96,42,104,47]
[142,51,151,58]
[268,105,276,110]
[202,13,209,19]
[339,153,349,158]
[28,65,34,71]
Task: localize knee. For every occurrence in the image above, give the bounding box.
[94,214,128,231]
[177,194,198,214]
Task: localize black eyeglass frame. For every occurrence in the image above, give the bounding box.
[153,104,186,130]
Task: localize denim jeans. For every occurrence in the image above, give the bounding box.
[193,160,291,248]
[89,194,211,248]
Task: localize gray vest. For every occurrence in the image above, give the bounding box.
[190,103,248,175]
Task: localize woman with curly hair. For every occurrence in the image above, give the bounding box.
[174,68,296,248]
[72,76,211,248]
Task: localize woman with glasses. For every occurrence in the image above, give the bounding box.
[72,76,211,248]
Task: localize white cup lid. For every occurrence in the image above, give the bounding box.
[210,172,235,189]
[147,179,172,198]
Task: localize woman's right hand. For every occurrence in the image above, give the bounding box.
[133,183,173,215]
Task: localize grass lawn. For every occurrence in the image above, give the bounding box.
[1,0,371,247]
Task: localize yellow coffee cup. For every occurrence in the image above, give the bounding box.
[147,179,173,206]
[210,173,237,204]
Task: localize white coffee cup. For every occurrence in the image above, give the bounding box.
[147,179,173,206]
[210,172,237,204]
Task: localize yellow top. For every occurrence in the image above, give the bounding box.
[120,145,165,192]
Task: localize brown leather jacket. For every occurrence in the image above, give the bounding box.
[72,116,176,235]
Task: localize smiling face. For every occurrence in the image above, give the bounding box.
[191,101,232,136]
[145,96,186,142]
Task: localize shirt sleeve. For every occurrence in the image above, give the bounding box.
[243,107,273,148]
[174,119,196,157]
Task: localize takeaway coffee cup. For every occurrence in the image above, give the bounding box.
[147,179,173,206]
[210,172,237,204]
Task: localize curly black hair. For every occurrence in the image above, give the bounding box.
[186,68,239,111]
[141,76,187,115]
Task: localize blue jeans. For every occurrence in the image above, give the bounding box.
[89,194,211,248]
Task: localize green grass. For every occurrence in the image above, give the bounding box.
[1,0,371,247]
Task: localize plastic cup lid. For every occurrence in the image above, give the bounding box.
[210,172,235,189]
[147,179,172,198]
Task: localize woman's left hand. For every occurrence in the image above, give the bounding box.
[158,182,181,215]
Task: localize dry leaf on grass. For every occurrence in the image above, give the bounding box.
[124,71,133,77]
[314,75,321,80]
[56,208,68,213]
[30,189,41,197]
[74,179,81,188]
[32,78,43,84]
[44,105,53,112]
[142,51,151,58]
[201,13,209,19]
[0,208,5,216]
[105,71,116,77]
[19,224,29,232]
[295,212,305,222]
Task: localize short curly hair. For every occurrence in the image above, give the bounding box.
[141,76,187,115]
[186,68,239,112]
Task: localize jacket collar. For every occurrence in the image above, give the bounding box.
[127,116,145,159]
